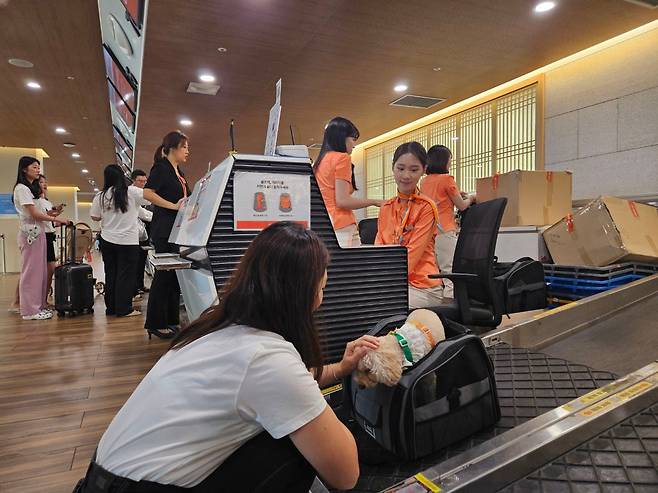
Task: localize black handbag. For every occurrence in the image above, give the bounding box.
[345,314,500,461]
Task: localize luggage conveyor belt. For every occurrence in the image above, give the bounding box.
[312,275,658,493]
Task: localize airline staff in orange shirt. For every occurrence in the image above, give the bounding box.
[376,142,443,309]
[420,145,476,298]
[314,117,383,247]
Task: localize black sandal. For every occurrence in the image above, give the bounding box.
[146,327,178,340]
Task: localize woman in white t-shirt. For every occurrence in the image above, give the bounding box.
[13,157,69,320]
[75,222,378,493]
[91,164,148,318]
[37,174,63,305]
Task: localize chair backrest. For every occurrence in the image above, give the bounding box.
[358,218,378,245]
[452,198,507,310]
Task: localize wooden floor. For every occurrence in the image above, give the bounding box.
[0,271,169,493]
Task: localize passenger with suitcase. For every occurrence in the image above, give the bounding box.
[91,164,149,318]
[12,156,69,320]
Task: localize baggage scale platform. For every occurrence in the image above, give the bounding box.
[313,275,658,493]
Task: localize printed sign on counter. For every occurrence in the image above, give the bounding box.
[233,171,310,231]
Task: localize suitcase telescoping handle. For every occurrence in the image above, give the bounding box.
[60,221,75,265]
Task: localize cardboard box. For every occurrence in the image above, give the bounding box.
[476,170,572,227]
[542,196,658,267]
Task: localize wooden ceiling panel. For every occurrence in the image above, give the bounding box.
[1,0,657,191]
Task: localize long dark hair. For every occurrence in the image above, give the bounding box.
[171,222,329,379]
[393,141,428,168]
[314,117,360,191]
[427,145,452,174]
[100,164,129,213]
[38,174,48,199]
[13,156,41,201]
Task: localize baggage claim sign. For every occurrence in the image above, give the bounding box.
[233,172,310,231]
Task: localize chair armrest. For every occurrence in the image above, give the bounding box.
[428,272,479,280]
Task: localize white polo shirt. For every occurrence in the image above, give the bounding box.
[38,197,55,234]
[91,186,147,245]
[96,325,327,487]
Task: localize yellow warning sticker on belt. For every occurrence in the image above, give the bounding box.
[616,381,653,401]
[321,384,342,396]
[577,388,610,405]
[579,397,616,417]
[414,473,441,492]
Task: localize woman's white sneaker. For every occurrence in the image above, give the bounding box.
[22,310,53,320]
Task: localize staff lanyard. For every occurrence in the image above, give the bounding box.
[176,174,188,198]
[395,189,419,245]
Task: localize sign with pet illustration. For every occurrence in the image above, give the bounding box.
[233,171,310,231]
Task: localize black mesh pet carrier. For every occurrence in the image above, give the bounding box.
[345,314,500,461]
[493,257,547,314]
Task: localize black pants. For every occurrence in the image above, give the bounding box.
[135,246,148,293]
[100,239,139,316]
[75,433,316,493]
[144,237,180,330]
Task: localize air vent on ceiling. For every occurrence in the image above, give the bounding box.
[186,81,221,95]
[623,0,658,7]
[308,143,322,149]
[390,94,446,109]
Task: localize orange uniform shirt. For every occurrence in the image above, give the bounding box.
[315,151,356,229]
[420,174,459,233]
[375,193,441,289]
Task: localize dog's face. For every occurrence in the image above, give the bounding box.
[353,335,404,388]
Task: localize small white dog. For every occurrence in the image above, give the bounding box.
[354,309,446,389]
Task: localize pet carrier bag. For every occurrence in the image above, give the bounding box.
[345,314,500,461]
[493,257,547,314]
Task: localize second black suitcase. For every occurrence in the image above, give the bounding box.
[55,223,94,316]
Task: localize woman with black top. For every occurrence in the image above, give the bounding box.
[143,131,190,339]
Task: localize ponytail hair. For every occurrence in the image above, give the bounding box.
[154,130,188,165]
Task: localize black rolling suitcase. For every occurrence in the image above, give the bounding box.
[345,314,500,461]
[55,223,94,317]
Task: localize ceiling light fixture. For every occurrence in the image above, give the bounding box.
[217,47,228,53]
[63,142,76,148]
[394,84,408,93]
[94,187,99,192]
[534,1,556,13]
[8,58,34,68]
[199,73,216,83]
[66,76,75,80]
[433,67,442,72]
[81,169,89,174]
[71,152,81,158]
[55,127,67,134]
[179,118,193,126]
[26,81,41,90]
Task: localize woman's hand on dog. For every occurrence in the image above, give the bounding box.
[339,335,380,376]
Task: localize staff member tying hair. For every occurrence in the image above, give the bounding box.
[420,145,475,298]
[314,117,382,247]
[75,222,377,493]
[376,142,443,309]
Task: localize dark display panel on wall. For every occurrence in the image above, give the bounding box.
[103,45,137,131]
[120,0,145,31]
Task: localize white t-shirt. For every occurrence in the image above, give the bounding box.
[90,186,147,245]
[13,184,37,228]
[38,198,55,234]
[96,325,327,487]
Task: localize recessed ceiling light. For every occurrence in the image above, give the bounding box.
[26,81,41,90]
[81,168,89,173]
[199,73,216,83]
[55,127,67,134]
[179,118,193,126]
[432,67,442,72]
[217,47,228,53]
[82,116,89,120]
[394,84,408,93]
[94,187,99,192]
[8,58,34,68]
[63,142,76,148]
[71,152,81,158]
[66,76,75,80]
[534,1,556,13]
